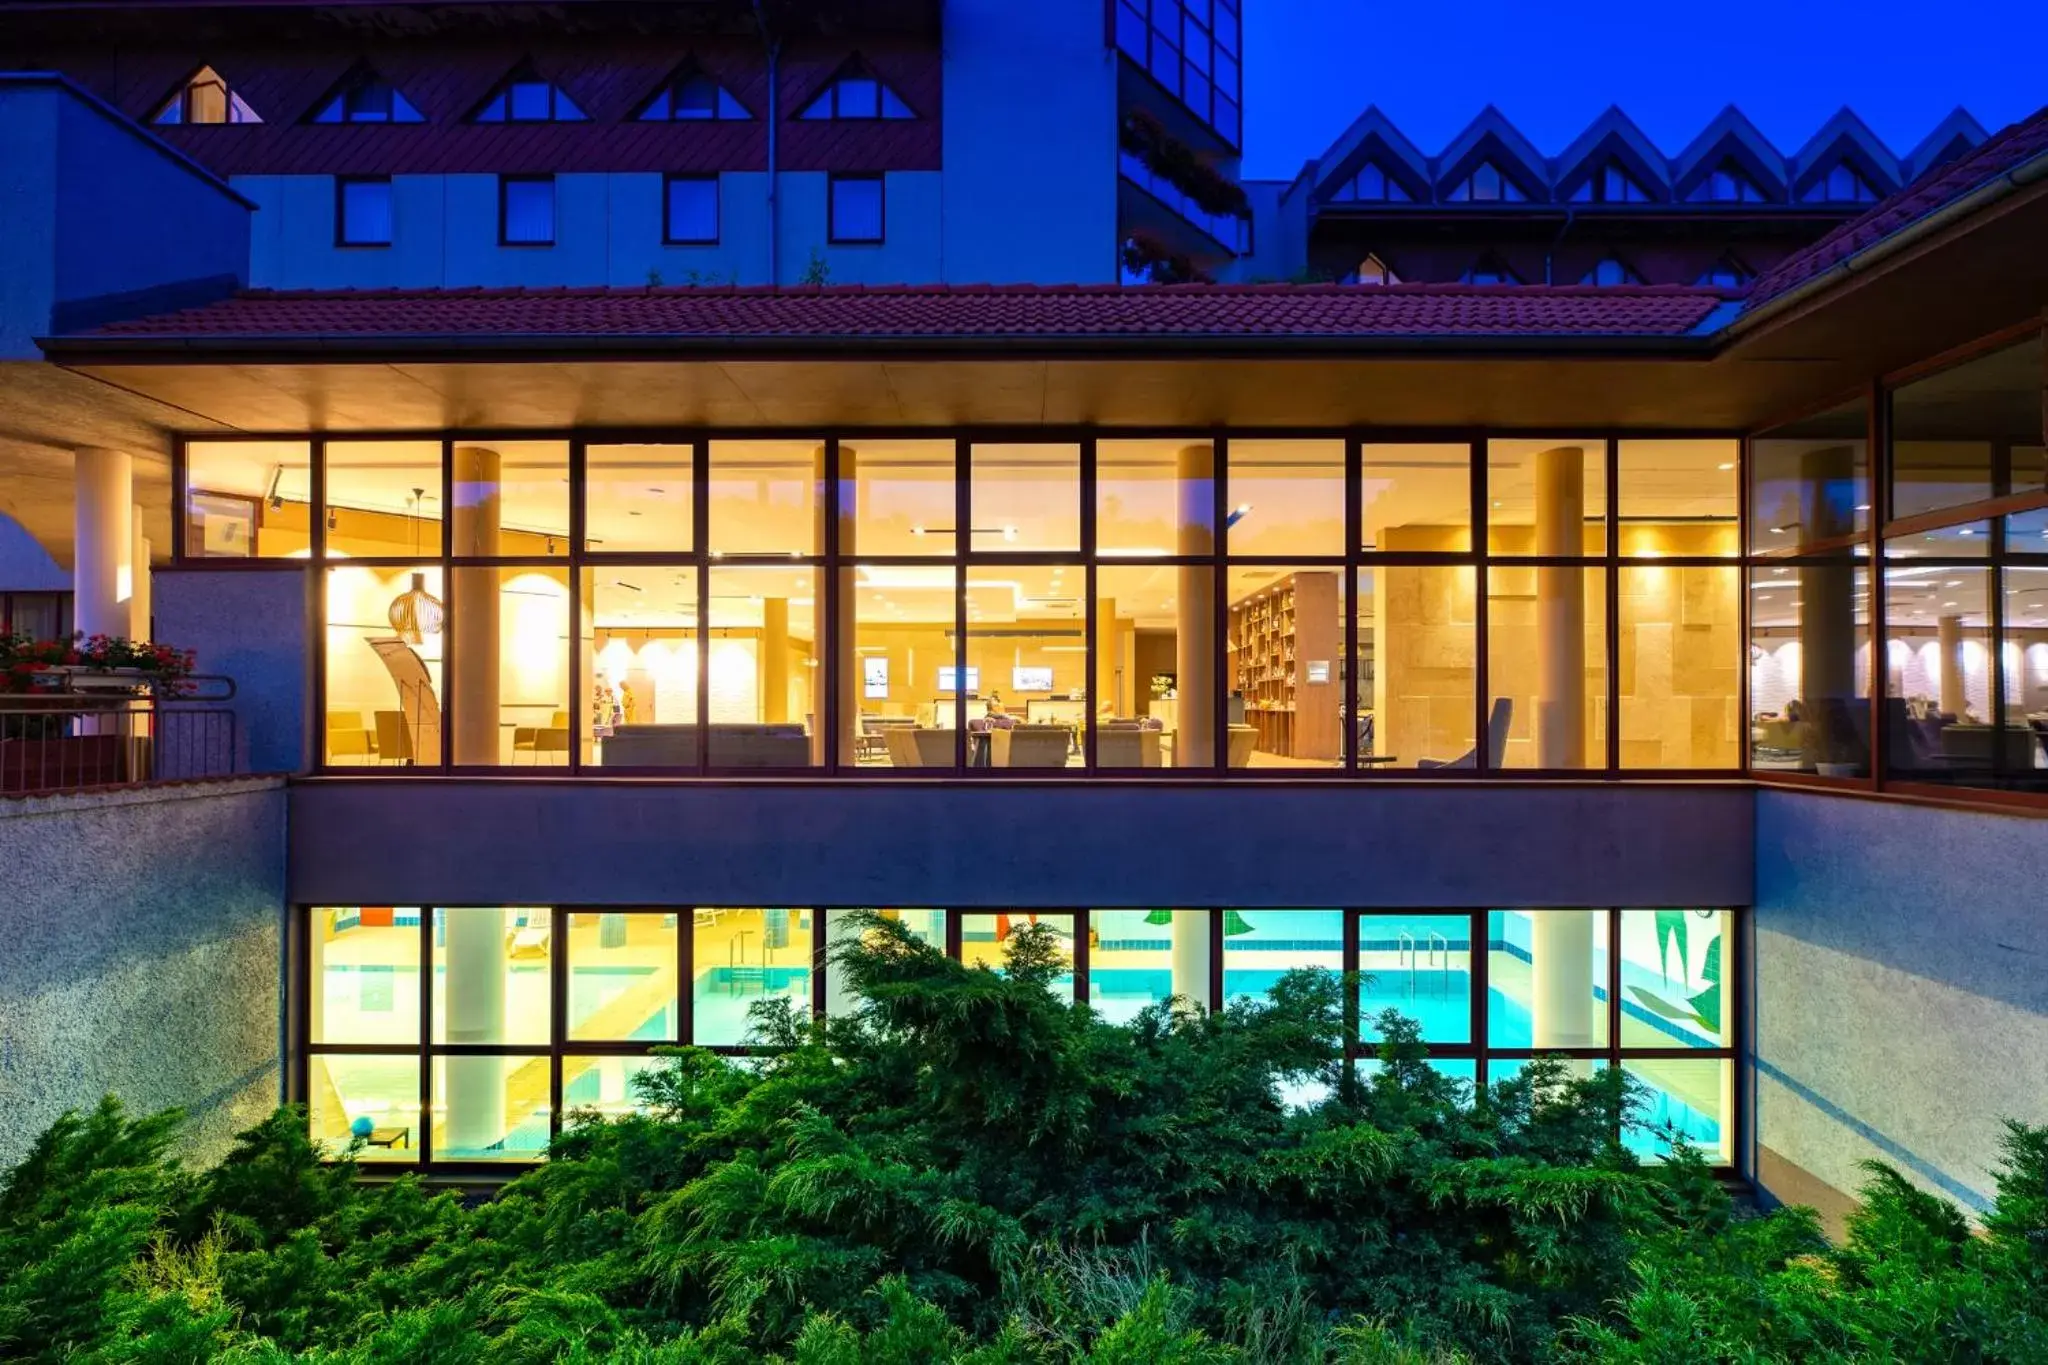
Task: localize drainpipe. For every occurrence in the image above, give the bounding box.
[1543,208,1575,285]
[750,0,781,286]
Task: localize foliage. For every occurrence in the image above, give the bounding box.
[799,248,832,286]
[1122,232,1211,286]
[0,914,2039,1362]
[1120,109,1251,220]
[0,630,197,695]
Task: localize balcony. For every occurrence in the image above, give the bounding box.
[1119,149,1251,255]
[0,675,240,795]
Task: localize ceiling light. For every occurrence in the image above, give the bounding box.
[1944,601,1959,608]
[1958,527,1975,536]
[1854,504,1871,512]
[1716,462,1734,471]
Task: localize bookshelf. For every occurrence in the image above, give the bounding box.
[1228,571,1341,761]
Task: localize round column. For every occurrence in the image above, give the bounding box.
[73,447,133,640]
[441,908,508,1153]
[1176,444,1216,767]
[1534,446,1586,768]
[450,446,502,765]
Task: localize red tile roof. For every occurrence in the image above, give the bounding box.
[63,283,1735,349]
[1748,105,2048,308]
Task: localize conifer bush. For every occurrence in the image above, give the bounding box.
[0,913,2039,1362]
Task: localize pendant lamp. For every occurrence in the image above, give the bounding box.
[386,487,445,644]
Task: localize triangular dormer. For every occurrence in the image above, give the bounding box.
[471,62,586,123]
[798,57,914,121]
[1462,252,1521,285]
[1697,253,1754,289]
[1790,109,1900,204]
[636,61,750,121]
[1568,159,1653,203]
[1555,108,1669,204]
[1434,106,1548,204]
[1581,255,1643,286]
[1685,157,1770,204]
[1350,253,1401,285]
[308,64,424,124]
[1310,105,1431,204]
[153,65,262,125]
[1446,161,1529,203]
[1671,106,1788,203]
[1905,107,1988,181]
[1328,161,1414,203]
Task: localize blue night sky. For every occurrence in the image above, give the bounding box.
[1240,0,2048,180]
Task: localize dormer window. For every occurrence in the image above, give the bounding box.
[1351,253,1401,285]
[473,66,586,123]
[1571,161,1650,203]
[1581,256,1643,286]
[638,64,749,121]
[1802,163,1878,203]
[1697,254,1753,288]
[1463,254,1521,285]
[153,66,261,125]
[1688,160,1769,203]
[799,61,914,120]
[1332,163,1411,203]
[310,68,424,125]
[1447,161,1527,203]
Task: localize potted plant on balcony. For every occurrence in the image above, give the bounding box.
[2,632,197,790]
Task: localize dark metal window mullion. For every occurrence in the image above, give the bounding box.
[1344,436,1362,772]
[1212,438,1228,776]
[1472,438,1492,773]
[418,905,434,1165]
[695,438,711,778]
[1081,438,1099,772]
[1869,383,1891,786]
[954,439,970,769]
[1341,909,1360,1070]
[549,909,567,1143]
[823,438,842,774]
[566,438,585,775]
[1073,908,1091,1006]
[1605,438,1621,777]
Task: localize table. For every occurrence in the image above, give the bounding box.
[365,1126,410,1150]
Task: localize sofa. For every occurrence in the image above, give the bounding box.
[600,723,810,768]
[883,727,958,768]
[991,724,1072,768]
[1097,726,1164,768]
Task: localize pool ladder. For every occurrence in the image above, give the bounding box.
[1396,931,1453,997]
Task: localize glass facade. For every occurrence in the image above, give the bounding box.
[1113,0,1242,147]
[304,904,1740,1169]
[179,433,1754,778]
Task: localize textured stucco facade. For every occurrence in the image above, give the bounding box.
[1752,788,2048,1226]
[0,779,286,1169]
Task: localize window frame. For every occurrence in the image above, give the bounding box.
[662,174,721,246]
[334,174,395,249]
[498,173,558,248]
[827,172,886,245]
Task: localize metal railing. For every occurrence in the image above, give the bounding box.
[0,675,239,795]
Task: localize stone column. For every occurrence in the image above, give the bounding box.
[1094,596,1121,715]
[1938,614,1966,718]
[129,502,152,640]
[441,907,508,1153]
[1535,446,1586,768]
[1531,910,1597,1054]
[1176,444,1216,767]
[762,597,790,723]
[1170,910,1210,1011]
[73,447,133,640]
[450,446,502,765]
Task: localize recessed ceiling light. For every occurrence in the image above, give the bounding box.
[1958,528,1975,536]
[1716,462,1734,471]
[1944,601,1959,608]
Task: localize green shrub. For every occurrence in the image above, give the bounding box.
[0,915,2037,1363]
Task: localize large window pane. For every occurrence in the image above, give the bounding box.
[325,440,442,559]
[1624,1058,1731,1164]
[694,908,814,1044]
[1884,566,1995,780]
[1486,910,1609,1049]
[1618,440,1738,556]
[184,440,311,558]
[324,564,443,767]
[1098,439,1212,557]
[451,441,568,557]
[1487,441,1607,556]
[1618,565,1740,769]
[850,564,958,768]
[310,906,421,1045]
[1619,909,1729,1049]
[1361,443,1470,553]
[1227,439,1344,556]
[1890,335,2041,519]
[1359,912,1472,1044]
[566,911,678,1042]
[2008,569,2048,777]
[1749,563,1870,773]
[431,1055,551,1160]
[1752,399,1868,552]
[969,566,1083,769]
[585,444,692,553]
[846,439,956,556]
[1220,909,1341,1005]
[823,908,940,1016]
[583,567,698,768]
[448,567,569,766]
[962,912,1075,998]
[1486,566,1608,769]
[706,566,819,768]
[563,1055,666,1121]
[970,444,1079,552]
[709,440,819,555]
[1097,565,1196,769]
[309,1055,419,1162]
[1090,909,1209,1020]
[1227,567,1345,767]
[1359,565,1476,771]
[432,907,550,1046]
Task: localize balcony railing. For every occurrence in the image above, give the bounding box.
[0,676,239,795]
[1119,149,1251,254]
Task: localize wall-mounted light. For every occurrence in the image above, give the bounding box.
[1225,503,1254,528]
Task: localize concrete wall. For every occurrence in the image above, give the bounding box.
[239,168,944,288]
[0,84,60,358]
[941,0,1118,284]
[154,566,312,777]
[289,779,1754,908]
[0,779,287,1170]
[1752,788,2048,1227]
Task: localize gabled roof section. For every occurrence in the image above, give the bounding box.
[1435,105,1550,198]
[468,60,586,123]
[1670,106,1788,201]
[151,64,262,125]
[1553,107,1670,201]
[1310,105,1431,201]
[305,61,423,125]
[1749,103,2048,309]
[634,59,750,121]
[1905,107,1989,181]
[797,55,914,121]
[1789,107,1901,195]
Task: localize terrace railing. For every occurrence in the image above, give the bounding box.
[0,674,238,795]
